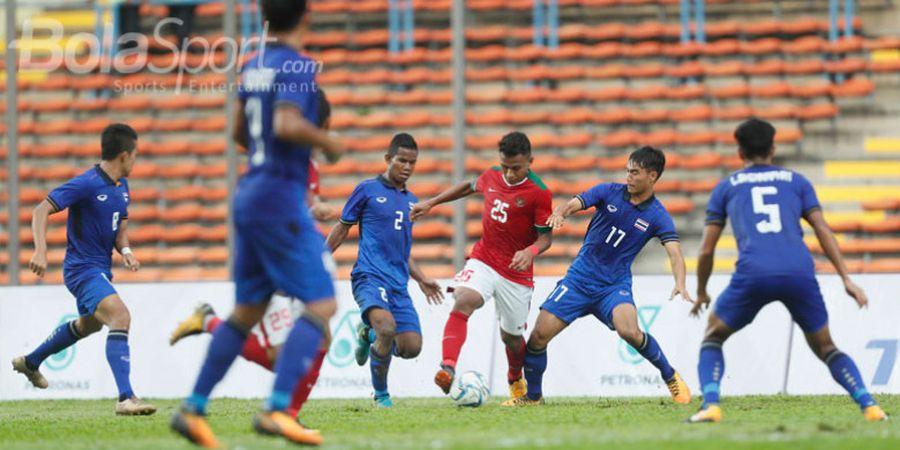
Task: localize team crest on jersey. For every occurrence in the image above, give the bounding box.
[408,202,415,210]
[607,204,618,213]
[634,218,649,232]
[122,192,129,202]
[515,196,525,207]
[376,197,387,203]
[96,194,108,202]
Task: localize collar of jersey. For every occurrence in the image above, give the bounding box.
[94,164,119,186]
[500,170,530,188]
[377,174,406,192]
[621,189,655,211]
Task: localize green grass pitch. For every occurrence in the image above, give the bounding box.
[1,395,897,449]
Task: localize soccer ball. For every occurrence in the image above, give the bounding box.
[448,371,490,407]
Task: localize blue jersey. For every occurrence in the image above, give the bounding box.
[340,176,418,289]
[706,165,820,276]
[235,44,319,223]
[566,183,679,289]
[47,165,130,273]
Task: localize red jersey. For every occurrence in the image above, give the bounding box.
[469,167,552,287]
[308,160,321,196]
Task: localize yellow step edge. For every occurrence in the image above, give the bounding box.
[802,210,886,227]
[0,37,87,54]
[817,186,900,202]
[714,234,844,251]
[871,49,900,62]
[0,71,49,83]
[673,257,738,273]
[865,137,900,154]
[824,161,900,178]
[30,10,98,30]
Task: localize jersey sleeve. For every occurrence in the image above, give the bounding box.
[655,209,680,244]
[308,160,321,196]
[121,179,130,220]
[274,61,319,126]
[46,175,90,212]
[534,188,552,233]
[797,175,821,217]
[471,170,490,193]
[576,183,611,210]
[705,179,729,225]
[339,183,367,225]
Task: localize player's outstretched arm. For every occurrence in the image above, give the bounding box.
[547,197,584,229]
[410,181,475,221]
[274,105,344,163]
[693,224,723,317]
[325,222,352,252]
[115,219,140,272]
[805,209,869,308]
[29,200,56,277]
[409,257,444,305]
[663,240,693,306]
[232,99,249,150]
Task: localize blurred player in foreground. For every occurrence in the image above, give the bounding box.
[688,118,886,423]
[504,146,693,406]
[327,133,444,407]
[410,131,553,401]
[13,123,156,416]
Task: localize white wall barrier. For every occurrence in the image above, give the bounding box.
[1,275,897,400]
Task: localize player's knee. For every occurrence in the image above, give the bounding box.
[617,327,643,347]
[397,342,421,359]
[109,307,131,330]
[76,317,102,336]
[528,329,552,349]
[500,332,522,348]
[374,323,397,342]
[452,292,482,315]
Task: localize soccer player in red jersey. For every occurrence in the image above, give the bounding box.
[410,131,553,400]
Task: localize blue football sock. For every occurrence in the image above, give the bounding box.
[825,350,876,409]
[638,333,675,381]
[698,340,724,407]
[370,346,392,393]
[524,346,547,400]
[106,330,134,401]
[185,317,250,415]
[267,315,325,411]
[25,320,83,370]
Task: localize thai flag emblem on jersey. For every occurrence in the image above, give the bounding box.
[634,218,649,232]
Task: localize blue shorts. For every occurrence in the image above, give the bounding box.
[539,277,634,330]
[64,268,117,317]
[233,218,336,305]
[715,274,828,333]
[352,274,421,335]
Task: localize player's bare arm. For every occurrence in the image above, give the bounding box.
[509,231,552,272]
[410,180,475,221]
[308,192,332,222]
[325,221,352,252]
[693,223,723,317]
[804,209,869,308]
[547,197,585,229]
[273,104,344,163]
[29,200,57,277]
[232,99,249,150]
[115,219,140,272]
[409,257,444,305]
[663,240,693,305]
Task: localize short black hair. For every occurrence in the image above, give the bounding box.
[388,133,418,156]
[262,0,308,33]
[315,88,330,129]
[734,118,776,160]
[629,145,666,179]
[498,131,531,157]
[101,123,137,161]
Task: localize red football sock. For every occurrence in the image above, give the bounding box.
[506,335,527,383]
[441,311,470,369]
[205,316,222,333]
[287,348,327,417]
[240,335,273,370]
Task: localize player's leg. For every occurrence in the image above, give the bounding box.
[91,291,156,415]
[493,277,533,399]
[366,307,398,407]
[609,299,689,404]
[13,271,106,388]
[288,327,330,420]
[782,276,886,421]
[688,313,735,423]
[436,260,491,393]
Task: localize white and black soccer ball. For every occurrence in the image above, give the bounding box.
[448,370,490,407]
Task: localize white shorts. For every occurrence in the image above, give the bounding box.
[252,293,303,348]
[453,258,533,336]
